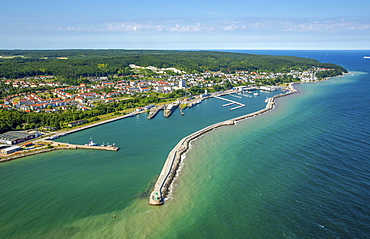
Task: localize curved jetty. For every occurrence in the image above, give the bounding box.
[149,83,298,205]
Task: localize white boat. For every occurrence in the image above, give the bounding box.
[364,56,370,59]
[253,93,259,96]
[86,138,98,146]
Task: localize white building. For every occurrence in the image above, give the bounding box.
[1,145,21,154]
[179,80,186,89]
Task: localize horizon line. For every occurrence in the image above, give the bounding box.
[1,48,370,51]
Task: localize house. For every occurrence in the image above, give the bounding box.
[78,92,99,99]
[68,120,88,127]
[108,92,120,97]
[75,97,85,103]
[143,104,155,110]
[139,87,150,93]
[102,82,115,88]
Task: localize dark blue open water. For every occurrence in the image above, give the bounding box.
[0,50,369,238]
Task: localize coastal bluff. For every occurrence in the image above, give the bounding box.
[149,83,298,205]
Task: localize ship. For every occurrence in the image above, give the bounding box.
[164,102,179,118]
[364,56,370,59]
[147,105,163,119]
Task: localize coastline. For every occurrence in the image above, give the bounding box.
[1,75,343,165]
[149,83,298,205]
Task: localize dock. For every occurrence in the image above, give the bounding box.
[229,94,242,99]
[237,93,252,98]
[186,97,204,108]
[214,96,245,110]
[164,103,178,118]
[1,140,119,164]
[148,105,164,119]
[45,140,120,151]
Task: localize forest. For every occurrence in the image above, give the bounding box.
[0,50,347,80]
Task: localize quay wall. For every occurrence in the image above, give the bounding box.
[149,83,298,205]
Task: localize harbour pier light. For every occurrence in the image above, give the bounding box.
[149,191,164,205]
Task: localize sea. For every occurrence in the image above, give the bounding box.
[0,50,369,239]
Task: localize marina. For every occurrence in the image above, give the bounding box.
[149,83,297,205]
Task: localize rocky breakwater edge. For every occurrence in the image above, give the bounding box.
[149,83,298,205]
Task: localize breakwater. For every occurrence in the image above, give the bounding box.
[0,141,119,164]
[149,83,298,205]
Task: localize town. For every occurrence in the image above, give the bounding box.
[1,64,332,114]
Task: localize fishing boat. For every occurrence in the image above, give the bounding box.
[86,138,98,146]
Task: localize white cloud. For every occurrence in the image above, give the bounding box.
[1,17,369,34]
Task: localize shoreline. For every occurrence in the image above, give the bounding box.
[149,83,298,205]
[1,76,343,165]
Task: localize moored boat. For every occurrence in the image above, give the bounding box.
[86,138,98,146]
[164,102,179,118]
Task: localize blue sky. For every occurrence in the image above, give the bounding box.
[1,0,370,49]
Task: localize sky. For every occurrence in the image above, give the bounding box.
[1,0,370,50]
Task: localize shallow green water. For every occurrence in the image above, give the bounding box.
[1,50,370,238]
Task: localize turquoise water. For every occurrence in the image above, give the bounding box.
[1,51,369,238]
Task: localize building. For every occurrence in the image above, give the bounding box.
[179,79,187,89]
[260,86,277,91]
[68,120,88,127]
[1,146,21,154]
[0,131,39,145]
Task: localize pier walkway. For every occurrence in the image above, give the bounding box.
[45,140,120,151]
[214,96,246,110]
